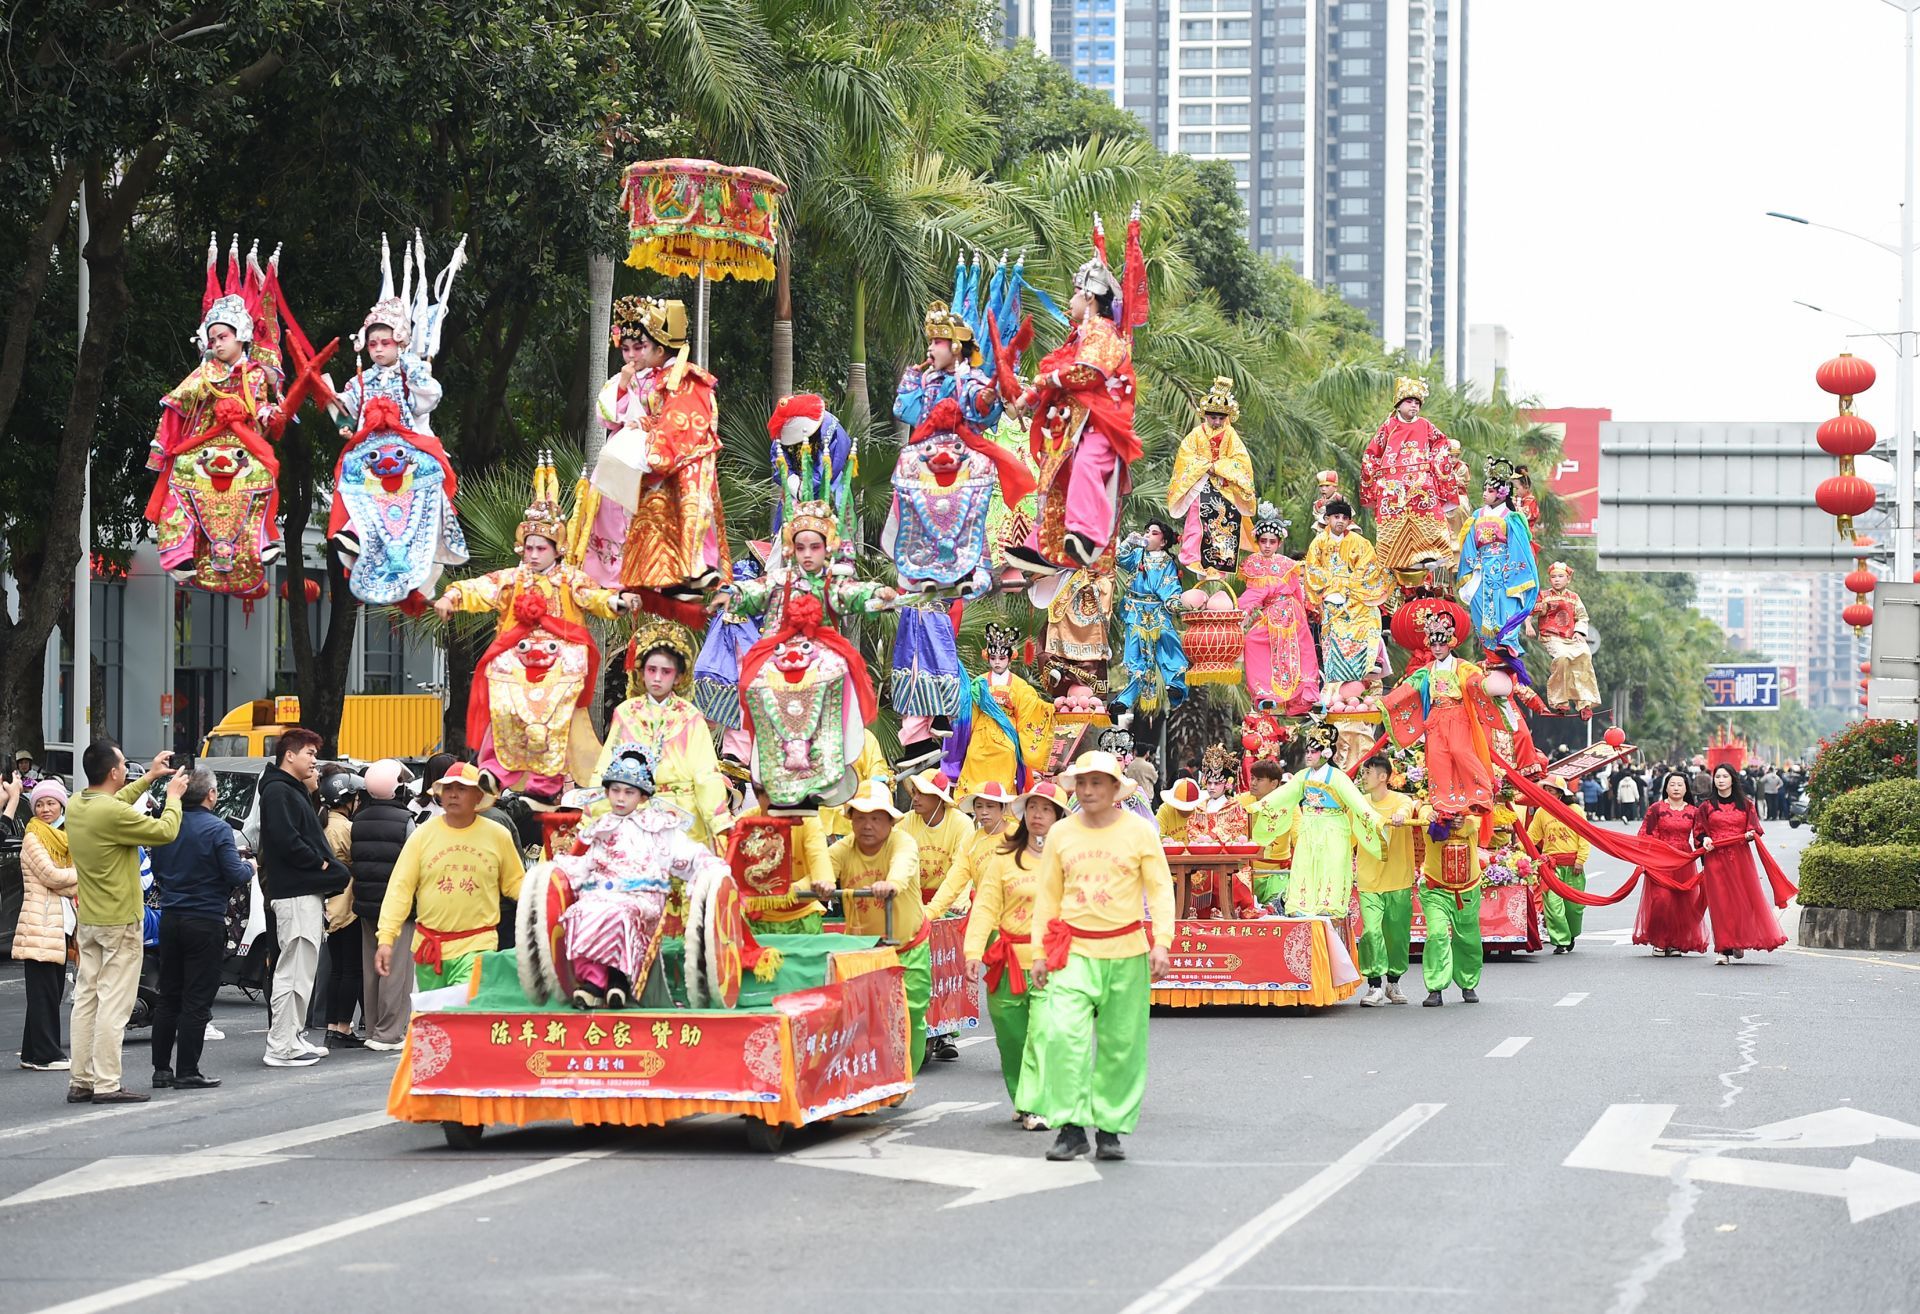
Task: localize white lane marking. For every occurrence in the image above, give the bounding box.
[1554,992,1590,1007]
[0,1104,165,1144]
[1118,1104,1445,1314]
[2,1111,392,1207]
[956,1035,994,1048]
[1485,1036,1533,1059]
[29,1147,617,1314]
[785,1100,1094,1207]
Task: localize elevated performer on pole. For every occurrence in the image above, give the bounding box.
[597,619,731,851]
[944,624,1054,798]
[1022,750,1174,1164]
[1528,561,1602,717]
[1396,604,1495,819]
[1361,376,1462,584]
[1303,497,1392,700]
[1166,377,1255,577]
[1456,457,1541,668]
[1238,504,1321,715]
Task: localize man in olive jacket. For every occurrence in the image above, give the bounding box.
[66,740,188,1103]
[257,729,350,1067]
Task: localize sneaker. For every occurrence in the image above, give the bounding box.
[264,1051,322,1068]
[1460,987,1480,1004]
[20,1059,71,1071]
[364,1039,406,1052]
[1423,991,1444,1007]
[1046,1124,1091,1161]
[1021,1113,1049,1132]
[202,1024,225,1041]
[1385,982,1408,1005]
[1094,1131,1126,1161]
[931,1036,960,1061]
[1358,985,1386,1008]
[328,1031,366,1050]
[299,1041,329,1058]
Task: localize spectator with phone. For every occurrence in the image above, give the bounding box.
[258,729,351,1068]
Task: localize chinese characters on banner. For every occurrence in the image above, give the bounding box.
[781,966,912,1121]
[1409,882,1535,947]
[1704,664,1782,712]
[1155,918,1326,993]
[923,917,983,1039]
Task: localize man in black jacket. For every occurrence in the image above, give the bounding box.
[259,729,350,1068]
[352,759,415,1050]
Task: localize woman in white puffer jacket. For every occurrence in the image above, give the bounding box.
[15,779,78,1070]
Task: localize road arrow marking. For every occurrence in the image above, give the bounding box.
[1,1111,391,1208]
[1566,1104,1920,1223]
[784,1099,1099,1206]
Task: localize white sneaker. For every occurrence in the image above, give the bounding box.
[203,1024,225,1041]
[264,1051,321,1068]
[299,1039,329,1058]
[364,1039,405,1052]
[20,1059,71,1071]
[1359,985,1387,1007]
[1385,982,1409,1005]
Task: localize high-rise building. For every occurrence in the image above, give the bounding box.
[1008,0,1467,373]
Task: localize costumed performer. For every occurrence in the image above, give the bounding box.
[1042,551,1116,701]
[1456,457,1541,665]
[557,745,727,1009]
[1529,775,1592,953]
[573,296,654,587]
[965,779,1070,1130]
[1240,759,1296,909]
[694,560,765,767]
[1356,755,1418,1006]
[146,235,287,598]
[1101,724,1159,825]
[1157,778,1201,842]
[768,393,855,540]
[926,781,1018,919]
[1528,561,1602,716]
[738,590,877,813]
[1634,771,1708,956]
[1238,504,1321,714]
[944,623,1054,798]
[829,781,932,1074]
[894,300,1005,432]
[1696,765,1787,961]
[1166,377,1255,576]
[717,498,895,635]
[1418,811,1484,1006]
[1479,657,1550,780]
[434,456,630,799]
[1185,744,1257,920]
[1398,605,1495,818]
[1022,750,1173,1163]
[1302,498,1391,696]
[596,619,731,850]
[1006,209,1146,577]
[373,762,525,991]
[1267,723,1382,919]
[1360,376,1460,581]
[1110,520,1189,720]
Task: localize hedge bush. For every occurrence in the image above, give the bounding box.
[1814,778,1920,847]
[1797,842,1920,910]
[1807,719,1920,823]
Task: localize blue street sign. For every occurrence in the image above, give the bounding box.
[1705,664,1781,712]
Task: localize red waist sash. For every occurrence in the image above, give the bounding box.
[1041,918,1147,972]
[412,923,494,971]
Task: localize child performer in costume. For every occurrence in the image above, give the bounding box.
[597,620,731,850]
[945,624,1054,797]
[1240,759,1296,910]
[1023,750,1174,1163]
[558,746,726,1009]
[768,393,855,541]
[1528,561,1602,716]
[965,779,1070,1130]
[926,781,1018,919]
[1530,774,1592,954]
[1418,812,1484,1006]
[718,499,895,634]
[830,782,931,1073]
[1166,378,1256,577]
[1400,606,1495,819]
[1635,770,1708,956]
[1456,457,1541,666]
[1357,755,1419,1006]
[1185,744,1258,920]
[434,456,630,799]
[1361,375,1462,582]
[1043,552,1117,701]
[694,560,765,766]
[374,763,525,991]
[894,301,1005,431]
[1239,505,1321,714]
[1111,520,1189,719]
[1302,498,1392,697]
[1267,723,1382,919]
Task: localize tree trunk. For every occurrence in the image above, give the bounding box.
[0,165,80,446]
[582,252,614,473]
[843,275,869,429]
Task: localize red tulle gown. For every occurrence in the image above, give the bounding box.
[1633,800,1708,954]
[1694,799,1787,954]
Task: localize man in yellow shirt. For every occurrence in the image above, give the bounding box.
[1357,755,1418,1006]
[1156,777,1200,841]
[828,781,930,1074]
[1239,760,1296,908]
[375,763,526,991]
[1023,751,1174,1163]
[926,781,1016,919]
[1530,774,1593,953]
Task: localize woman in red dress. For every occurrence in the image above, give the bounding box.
[1634,771,1707,956]
[1694,765,1786,962]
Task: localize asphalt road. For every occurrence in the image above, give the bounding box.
[1,819,1916,1314]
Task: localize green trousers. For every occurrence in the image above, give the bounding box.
[1418,884,1483,993]
[984,946,1039,1106]
[1358,888,1413,982]
[1543,867,1586,946]
[902,939,931,1075]
[1016,952,1150,1134]
[412,952,478,992]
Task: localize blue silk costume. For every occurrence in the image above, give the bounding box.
[1455,505,1540,659]
[1110,541,1189,713]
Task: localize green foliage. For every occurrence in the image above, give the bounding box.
[1814,778,1920,847]
[1797,842,1920,910]
[979,43,1149,174]
[1808,719,1920,822]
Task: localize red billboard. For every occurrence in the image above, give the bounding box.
[1528,407,1610,538]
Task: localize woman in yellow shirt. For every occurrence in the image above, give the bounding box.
[965,780,1068,1129]
[1529,775,1593,953]
[925,781,1016,919]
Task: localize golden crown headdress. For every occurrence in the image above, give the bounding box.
[781,499,840,551]
[1484,455,1518,487]
[1199,742,1237,782]
[517,451,569,548]
[609,295,649,347]
[922,301,976,346]
[1199,376,1240,421]
[1393,375,1430,405]
[625,618,697,698]
[1297,721,1340,758]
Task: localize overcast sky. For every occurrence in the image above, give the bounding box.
[1468,0,1915,424]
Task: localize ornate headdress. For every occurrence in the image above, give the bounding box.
[194,232,275,353]
[354,233,413,353]
[1393,375,1430,406]
[609,295,650,348]
[1421,607,1460,644]
[625,617,697,697]
[1297,721,1340,760]
[983,622,1019,658]
[1198,376,1240,421]
[601,743,657,794]
[1074,249,1119,301]
[1484,455,1518,489]
[923,301,976,346]
[1549,560,1573,582]
[1199,743,1237,784]
[633,297,689,355]
[1099,724,1134,758]
[768,393,826,447]
[1253,501,1290,541]
[516,450,568,548]
[781,498,840,551]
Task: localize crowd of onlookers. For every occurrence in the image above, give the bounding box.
[1569,757,1807,824]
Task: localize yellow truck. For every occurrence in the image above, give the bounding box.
[200,695,444,761]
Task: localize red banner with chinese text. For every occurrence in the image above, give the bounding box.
[405,1010,785,1102]
[924,917,983,1038]
[1158,919,1326,992]
[781,966,912,1121]
[1410,882,1535,947]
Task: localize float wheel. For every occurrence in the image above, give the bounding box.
[442,1122,485,1151]
[744,1119,787,1153]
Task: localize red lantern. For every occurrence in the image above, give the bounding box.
[1817,475,1878,519]
[1844,601,1875,629]
[1602,726,1626,748]
[1845,568,1879,596]
[278,577,322,604]
[1861,677,1873,691]
[1817,353,1877,398]
[1817,413,1877,456]
[1862,661,1874,674]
